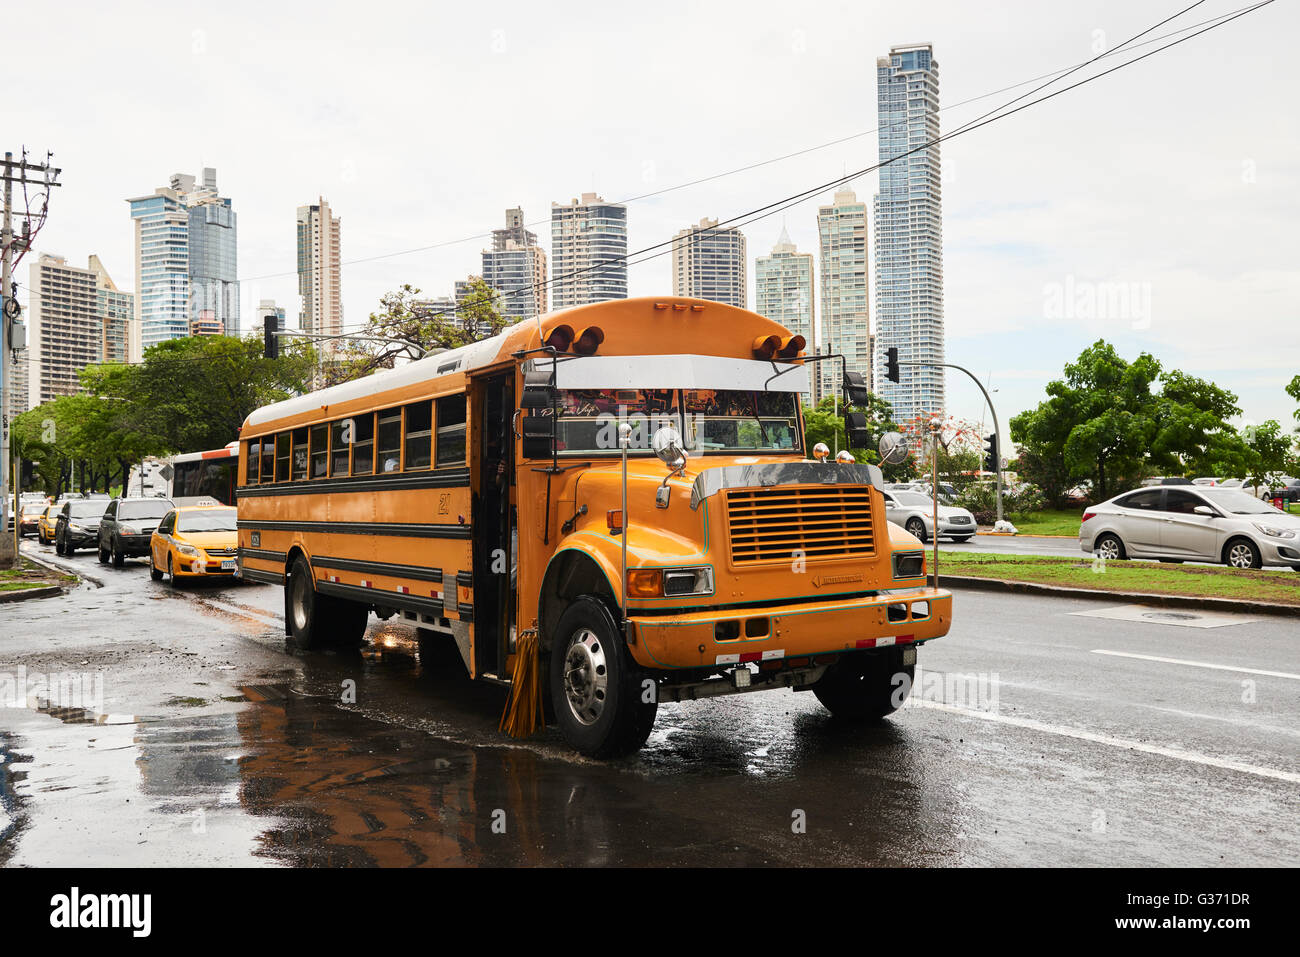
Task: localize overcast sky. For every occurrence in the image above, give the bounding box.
[9,0,1298,439]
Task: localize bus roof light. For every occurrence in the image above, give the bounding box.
[544,324,574,352]
[752,335,780,361]
[573,326,604,355]
[777,334,806,359]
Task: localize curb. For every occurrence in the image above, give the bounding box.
[939,574,1300,618]
[0,584,63,603]
[975,531,1077,539]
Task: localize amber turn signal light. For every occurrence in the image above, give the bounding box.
[606,509,623,533]
[626,569,663,598]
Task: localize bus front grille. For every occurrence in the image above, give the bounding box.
[724,486,875,566]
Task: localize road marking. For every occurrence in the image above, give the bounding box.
[1070,604,1260,629]
[1091,649,1300,681]
[924,702,1300,784]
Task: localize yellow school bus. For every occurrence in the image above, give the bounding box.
[237,296,952,757]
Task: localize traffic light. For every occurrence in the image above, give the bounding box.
[983,433,999,473]
[842,370,870,407]
[263,315,278,360]
[20,459,34,489]
[885,347,900,384]
[843,411,870,449]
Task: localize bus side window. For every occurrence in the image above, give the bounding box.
[260,436,275,483]
[377,410,402,473]
[291,427,309,481]
[436,394,467,466]
[330,420,349,476]
[275,432,291,482]
[404,401,432,470]
[351,413,375,476]
[310,424,328,478]
[246,440,260,484]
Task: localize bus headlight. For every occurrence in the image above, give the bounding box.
[892,551,925,579]
[626,566,714,598]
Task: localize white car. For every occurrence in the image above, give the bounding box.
[880,488,977,543]
[1080,486,1300,570]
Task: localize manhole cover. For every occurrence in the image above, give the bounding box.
[1141,611,1201,622]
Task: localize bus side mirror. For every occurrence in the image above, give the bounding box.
[844,411,870,449]
[521,415,554,459]
[520,369,556,410]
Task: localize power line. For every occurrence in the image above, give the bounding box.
[13,0,1275,369]
[234,1,1257,284]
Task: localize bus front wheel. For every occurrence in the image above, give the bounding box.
[548,596,657,759]
[287,556,368,651]
[813,648,913,720]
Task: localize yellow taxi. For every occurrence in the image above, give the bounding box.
[149,504,239,585]
[37,505,59,545]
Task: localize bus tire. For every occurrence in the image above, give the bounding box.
[549,596,657,759]
[287,555,329,650]
[330,600,370,649]
[813,648,913,720]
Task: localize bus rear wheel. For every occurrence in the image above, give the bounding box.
[548,596,657,759]
[813,648,913,720]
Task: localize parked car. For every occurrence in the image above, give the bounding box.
[880,488,977,543]
[1270,478,1300,505]
[149,505,239,585]
[1080,485,1300,570]
[1192,477,1224,487]
[37,505,59,545]
[54,499,108,555]
[18,501,47,537]
[97,496,175,567]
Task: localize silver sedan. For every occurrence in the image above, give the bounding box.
[1080,486,1300,570]
[880,489,978,543]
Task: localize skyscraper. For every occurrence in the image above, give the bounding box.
[550,193,627,311]
[297,197,343,341]
[26,254,134,408]
[755,227,814,401]
[671,217,747,308]
[817,188,870,404]
[481,207,547,322]
[874,43,944,422]
[127,168,238,355]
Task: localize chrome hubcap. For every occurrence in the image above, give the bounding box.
[563,628,608,726]
[1229,545,1252,568]
[291,571,310,631]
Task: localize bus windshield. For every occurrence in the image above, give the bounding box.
[551,388,800,454]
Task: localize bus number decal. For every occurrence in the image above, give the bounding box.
[438,493,450,515]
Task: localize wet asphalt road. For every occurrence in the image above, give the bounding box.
[2,538,1297,867]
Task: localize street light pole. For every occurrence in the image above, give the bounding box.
[899,359,1006,525]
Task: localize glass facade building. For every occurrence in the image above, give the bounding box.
[874,44,944,422]
[481,207,547,322]
[817,189,870,404]
[754,228,814,402]
[550,193,627,311]
[671,217,747,308]
[128,168,238,353]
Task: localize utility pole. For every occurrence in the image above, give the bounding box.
[898,358,1009,528]
[1,150,62,567]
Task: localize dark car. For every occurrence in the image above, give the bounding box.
[98,496,175,567]
[1271,479,1300,504]
[55,499,109,555]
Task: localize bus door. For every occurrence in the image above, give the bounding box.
[470,369,515,677]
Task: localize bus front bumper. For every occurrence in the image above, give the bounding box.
[627,587,952,670]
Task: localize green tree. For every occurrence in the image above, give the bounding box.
[325,279,508,386]
[1241,420,1297,491]
[1288,374,1300,431]
[1011,340,1252,503]
[801,393,918,480]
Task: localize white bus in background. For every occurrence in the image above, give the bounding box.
[162,442,241,506]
